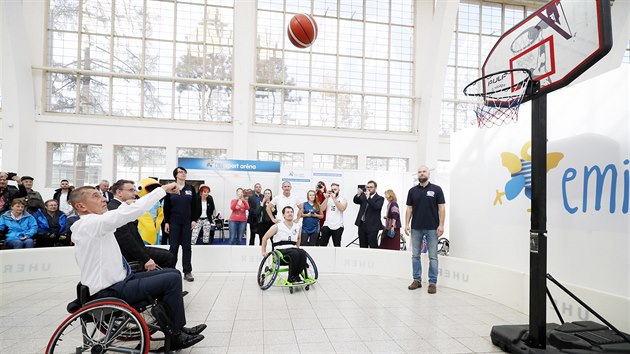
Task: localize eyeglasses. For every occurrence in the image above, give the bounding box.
[124,188,137,192]
[177,170,187,174]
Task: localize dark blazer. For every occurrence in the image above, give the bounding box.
[353,193,385,233]
[0,184,27,214]
[192,195,216,221]
[107,199,151,264]
[247,193,263,224]
[100,190,114,202]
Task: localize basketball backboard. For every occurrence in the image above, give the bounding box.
[482,0,613,101]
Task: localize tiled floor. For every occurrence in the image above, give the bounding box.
[0,273,524,353]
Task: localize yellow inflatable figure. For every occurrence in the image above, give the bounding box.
[137,178,164,245]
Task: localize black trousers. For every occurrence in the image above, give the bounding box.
[146,246,176,269]
[358,223,379,248]
[278,248,307,278]
[168,222,192,274]
[248,223,262,245]
[318,226,344,247]
[94,268,186,330]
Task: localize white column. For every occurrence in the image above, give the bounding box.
[413,0,458,171]
[231,0,257,159]
[1,0,37,174]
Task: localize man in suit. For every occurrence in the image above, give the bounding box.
[353,180,384,248]
[108,179,175,270]
[98,180,114,202]
[247,183,264,245]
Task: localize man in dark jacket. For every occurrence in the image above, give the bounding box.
[108,179,175,270]
[0,172,27,214]
[247,183,263,245]
[353,180,384,248]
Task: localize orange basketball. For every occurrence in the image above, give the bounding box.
[287,13,318,49]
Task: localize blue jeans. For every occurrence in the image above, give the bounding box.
[411,229,438,284]
[228,221,246,245]
[7,239,34,249]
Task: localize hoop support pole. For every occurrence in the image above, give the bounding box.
[528,93,547,349]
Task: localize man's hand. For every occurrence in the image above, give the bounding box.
[191,221,197,229]
[405,225,411,236]
[144,259,157,271]
[162,182,179,194]
[273,218,281,223]
[262,250,268,257]
[164,223,170,233]
[356,188,363,195]
[437,225,444,237]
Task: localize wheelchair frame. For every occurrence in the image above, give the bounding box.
[46,283,174,354]
[257,249,318,294]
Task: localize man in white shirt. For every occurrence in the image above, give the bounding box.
[267,181,302,223]
[69,183,205,350]
[261,206,307,283]
[53,180,73,215]
[318,183,347,247]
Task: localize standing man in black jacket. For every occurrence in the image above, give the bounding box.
[247,183,264,245]
[353,180,384,248]
[108,179,175,270]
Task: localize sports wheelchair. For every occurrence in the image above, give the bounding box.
[46,282,176,354]
[257,248,318,294]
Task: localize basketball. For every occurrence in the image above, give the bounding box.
[287,13,318,49]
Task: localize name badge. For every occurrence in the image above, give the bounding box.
[185,190,192,196]
[427,191,435,197]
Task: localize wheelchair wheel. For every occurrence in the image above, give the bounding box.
[257,252,279,290]
[46,301,150,354]
[303,252,318,280]
[437,237,449,256]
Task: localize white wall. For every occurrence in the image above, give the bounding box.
[450,65,629,323]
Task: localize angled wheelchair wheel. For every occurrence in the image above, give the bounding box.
[437,237,450,256]
[257,251,279,290]
[303,252,318,280]
[46,301,150,354]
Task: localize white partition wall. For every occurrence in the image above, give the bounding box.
[450,65,629,331]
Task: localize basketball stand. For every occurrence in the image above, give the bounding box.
[464,0,630,352]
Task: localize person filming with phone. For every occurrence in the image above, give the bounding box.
[353,180,384,248]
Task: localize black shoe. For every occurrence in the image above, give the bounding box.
[170,332,204,350]
[182,324,207,336]
[184,273,194,282]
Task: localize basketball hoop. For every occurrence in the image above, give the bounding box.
[463,68,537,128]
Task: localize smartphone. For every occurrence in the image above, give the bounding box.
[358,184,366,192]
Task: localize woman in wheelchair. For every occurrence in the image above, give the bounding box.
[60,183,205,351]
[261,206,307,284]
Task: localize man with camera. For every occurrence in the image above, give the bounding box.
[353,180,384,248]
[318,183,347,247]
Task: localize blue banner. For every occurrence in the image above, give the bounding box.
[177,158,281,173]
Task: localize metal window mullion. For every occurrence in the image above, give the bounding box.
[201,2,208,122]
[76,0,85,114]
[335,1,340,129]
[172,1,178,120]
[140,0,148,118]
[138,147,143,182]
[108,0,115,116]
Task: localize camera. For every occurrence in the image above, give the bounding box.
[7,172,17,180]
[317,183,323,189]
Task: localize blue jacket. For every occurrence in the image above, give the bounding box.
[0,210,38,242]
[33,209,68,235]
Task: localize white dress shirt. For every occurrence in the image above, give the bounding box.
[70,187,166,295]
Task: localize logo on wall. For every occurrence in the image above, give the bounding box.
[493,141,564,210]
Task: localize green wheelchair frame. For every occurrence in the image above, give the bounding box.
[257,249,318,294]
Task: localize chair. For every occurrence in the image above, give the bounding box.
[47,283,174,354]
[257,248,318,294]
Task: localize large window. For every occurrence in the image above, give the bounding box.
[47,142,102,187]
[46,0,234,121]
[313,153,358,170]
[366,156,408,172]
[257,151,304,169]
[255,0,414,132]
[177,147,227,159]
[441,1,531,135]
[114,145,166,181]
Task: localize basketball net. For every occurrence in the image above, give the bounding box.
[464,69,533,128]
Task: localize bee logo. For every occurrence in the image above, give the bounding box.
[494,141,564,209]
